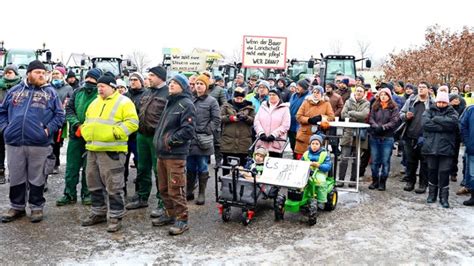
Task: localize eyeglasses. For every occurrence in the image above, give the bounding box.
[190,83,195,86]
[129,78,139,81]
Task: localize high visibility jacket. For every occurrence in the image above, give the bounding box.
[463,93,474,107]
[82,91,139,152]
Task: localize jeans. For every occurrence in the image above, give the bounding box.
[370,137,394,178]
[186,155,209,175]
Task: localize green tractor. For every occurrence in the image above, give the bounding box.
[0,41,52,77]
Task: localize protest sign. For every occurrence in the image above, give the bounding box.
[170,53,207,72]
[259,157,310,188]
[242,35,287,69]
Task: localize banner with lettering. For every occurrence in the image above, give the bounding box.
[170,53,207,72]
[259,157,310,188]
[242,35,287,69]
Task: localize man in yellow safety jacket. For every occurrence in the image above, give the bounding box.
[79,74,138,232]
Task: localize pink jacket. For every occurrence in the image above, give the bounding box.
[254,101,291,154]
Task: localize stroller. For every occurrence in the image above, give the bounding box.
[215,138,289,226]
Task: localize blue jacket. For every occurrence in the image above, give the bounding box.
[302,147,332,173]
[0,80,65,147]
[392,94,406,110]
[289,90,310,132]
[250,95,268,114]
[461,105,474,155]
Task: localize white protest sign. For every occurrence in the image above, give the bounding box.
[242,35,287,69]
[259,157,311,189]
[170,54,207,72]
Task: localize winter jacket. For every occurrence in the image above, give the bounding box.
[52,81,73,106]
[0,80,65,147]
[0,76,21,103]
[189,94,221,156]
[295,98,335,154]
[368,104,400,139]
[289,90,310,132]
[421,105,459,157]
[277,86,291,103]
[82,91,139,152]
[254,101,290,154]
[326,92,344,117]
[220,99,255,154]
[66,83,98,139]
[461,106,474,155]
[153,88,196,160]
[125,88,145,112]
[137,83,169,136]
[250,94,268,113]
[449,94,466,116]
[336,87,351,103]
[301,147,332,173]
[392,94,406,110]
[400,94,434,140]
[340,96,370,148]
[208,84,227,106]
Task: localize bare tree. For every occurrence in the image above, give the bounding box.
[329,40,343,54]
[127,51,151,73]
[356,39,371,70]
[228,47,242,64]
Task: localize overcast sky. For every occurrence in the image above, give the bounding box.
[2,0,473,66]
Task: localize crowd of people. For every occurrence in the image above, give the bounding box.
[0,60,473,235]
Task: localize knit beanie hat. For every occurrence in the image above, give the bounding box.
[66,70,76,79]
[258,80,271,91]
[149,66,167,81]
[379,88,392,98]
[27,60,47,73]
[313,85,325,95]
[116,78,127,88]
[341,78,350,86]
[54,66,66,76]
[297,79,309,91]
[289,82,297,88]
[129,72,144,87]
[309,134,323,145]
[97,75,117,89]
[85,68,103,82]
[268,88,282,99]
[356,75,365,83]
[233,87,246,98]
[435,91,449,103]
[171,74,189,91]
[4,64,19,76]
[196,74,210,89]
[254,147,268,157]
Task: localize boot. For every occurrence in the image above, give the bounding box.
[378,177,387,191]
[0,169,5,184]
[106,218,122,233]
[439,186,450,208]
[1,208,26,223]
[426,183,438,203]
[368,176,379,190]
[186,172,197,201]
[463,191,474,206]
[404,182,415,191]
[30,210,43,223]
[196,172,209,205]
[415,183,427,194]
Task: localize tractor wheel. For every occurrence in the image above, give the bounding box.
[324,189,338,211]
[308,199,318,226]
[222,206,231,222]
[274,194,286,221]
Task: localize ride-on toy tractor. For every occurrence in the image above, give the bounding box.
[274,165,338,226]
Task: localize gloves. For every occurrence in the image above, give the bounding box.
[417,136,424,146]
[237,113,247,121]
[374,126,383,134]
[259,134,268,141]
[229,115,238,122]
[266,134,276,142]
[307,115,322,125]
[75,126,82,137]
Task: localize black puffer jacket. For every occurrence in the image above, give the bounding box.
[421,105,459,156]
[153,86,196,160]
[189,94,221,156]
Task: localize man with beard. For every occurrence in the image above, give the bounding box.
[56,68,103,206]
[0,65,22,184]
[0,60,65,223]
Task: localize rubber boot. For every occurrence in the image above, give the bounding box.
[186,172,197,201]
[368,176,379,190]
[439,186,450,208]
[196,172,209,205]
[378,176,386,191]
[426,183,438,203]
[463,191,474,206]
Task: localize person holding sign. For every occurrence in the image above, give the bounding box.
[254,88,290,157]
[301,134,332,208]
[295,85,334,159]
